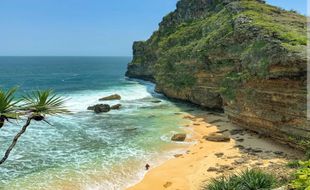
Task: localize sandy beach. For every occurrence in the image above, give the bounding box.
[127,111,302,190]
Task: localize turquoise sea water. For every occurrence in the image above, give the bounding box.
[0,57,191,190]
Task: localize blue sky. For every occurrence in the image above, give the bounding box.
[0,0,307,56]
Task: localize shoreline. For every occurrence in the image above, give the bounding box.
[127,111,302,190]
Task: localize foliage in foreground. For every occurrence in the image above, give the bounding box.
[0,88,68,165]
[203,169,276,190]
[290,160,310,190]
[0,87,20,128]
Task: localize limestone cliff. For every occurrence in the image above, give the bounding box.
[126,0,309,149]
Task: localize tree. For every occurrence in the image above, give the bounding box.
[0,87,20,129]
[0,89,68,165]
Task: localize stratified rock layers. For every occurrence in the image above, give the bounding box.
[126,0,309,149]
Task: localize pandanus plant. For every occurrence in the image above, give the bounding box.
[0,87,20,129]
[0,89,68,165]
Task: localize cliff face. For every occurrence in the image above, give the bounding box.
[126,0,309,149]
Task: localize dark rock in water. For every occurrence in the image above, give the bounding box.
[174,112,182,115]
[124,128,138,131]
[151,100,162,103]
[99,94,121,101]
[111,104,122,110]
[87,106,95,110]
[203,133,230,142]
[94,104,110,113]
[171,134,186,142]
[88,104,111,113]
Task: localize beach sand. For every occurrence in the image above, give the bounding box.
[127,111,302,190]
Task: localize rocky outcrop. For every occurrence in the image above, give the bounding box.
[126,0,309,149]
[99,94,121,101]
[88,104,111,113]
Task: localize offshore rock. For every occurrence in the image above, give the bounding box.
[88,104,111,113]
[99,94,121,101]
[111,104,122,110]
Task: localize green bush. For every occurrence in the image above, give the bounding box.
[287,160,301,169]
[206,176,240,190]
[203,169,276,190]
[290,160,310,190]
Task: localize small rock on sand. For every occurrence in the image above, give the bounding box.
[174,154,183,158]
[215,152,224,158]
[203,133,230,142]
[171,134,186,142]
[163,182,172,188]
[183,115,195,120]
[207,167,218,172]
[234,158,246,165]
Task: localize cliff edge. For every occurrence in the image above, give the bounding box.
[126,0,309,149]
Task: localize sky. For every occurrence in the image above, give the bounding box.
[0,0,307,56]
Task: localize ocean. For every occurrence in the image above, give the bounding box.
[0,57,191,190]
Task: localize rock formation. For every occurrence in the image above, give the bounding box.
[99,94,121,101]
[126,0,309,149]
[171,134,187,141]
[88,104,111,113]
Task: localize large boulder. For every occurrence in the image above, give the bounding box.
[171,134,186,142]
[99,94,121,101]
[88,104,111,113]
[203,133,230,142]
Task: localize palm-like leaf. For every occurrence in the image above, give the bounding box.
[22,90,68,117]
[0,87,20,119]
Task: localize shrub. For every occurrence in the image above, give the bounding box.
[238,169,276,190]
[287,160,301,169]
[203,169,276,190]
[290,160,310,190]
[206,175,240,190]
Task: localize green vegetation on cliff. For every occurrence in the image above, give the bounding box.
[126,0,308,149]
[127,0,306,93]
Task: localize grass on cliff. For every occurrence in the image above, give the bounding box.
[131,0,307,98]
[203,169,276,190]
